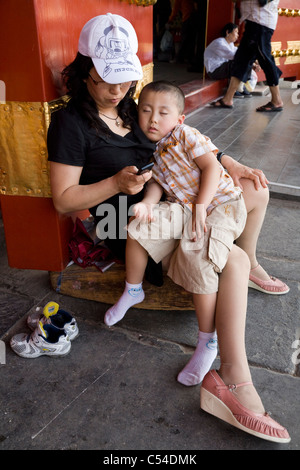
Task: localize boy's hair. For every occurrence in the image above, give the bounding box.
[139,80,185,114]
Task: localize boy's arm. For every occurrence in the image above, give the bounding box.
[143,178,164,204]
[191,152,221,240]
[194,152,221,210]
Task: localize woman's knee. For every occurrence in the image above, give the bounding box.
[227,245,250,273]
[241,178,269,212]
[258,184,270,206]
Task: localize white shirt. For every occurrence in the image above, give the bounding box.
[204,38,237,73]
[240,0,280,30]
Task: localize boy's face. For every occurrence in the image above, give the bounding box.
[138,90,185,142]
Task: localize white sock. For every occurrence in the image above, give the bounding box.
[177,330,218,386]
[104,281,145,326]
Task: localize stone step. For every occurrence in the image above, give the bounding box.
[180,79,227,114]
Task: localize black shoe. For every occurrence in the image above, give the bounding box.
[242,88,252,98]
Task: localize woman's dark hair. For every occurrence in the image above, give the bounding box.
[220,23,238,38]
[62,52,138,134]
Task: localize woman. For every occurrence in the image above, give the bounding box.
[47,14,290,442]
[48,14,156,260]
[204,22,259,95]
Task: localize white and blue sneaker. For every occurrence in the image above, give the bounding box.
[27,301,79,341]
[10,321,71,358]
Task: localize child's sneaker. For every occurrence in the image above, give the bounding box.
[27,301,79,341]
[10,321,71,358]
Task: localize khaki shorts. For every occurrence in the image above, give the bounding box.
[127,196,247,294]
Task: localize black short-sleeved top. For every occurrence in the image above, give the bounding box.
[47,100,156,224]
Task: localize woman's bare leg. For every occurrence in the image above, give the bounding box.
[236,178,271,281]
[215,245,264,412]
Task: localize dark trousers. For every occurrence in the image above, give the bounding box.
[207,60,234,80]
[232,20,282,87]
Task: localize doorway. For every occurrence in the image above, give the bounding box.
[152,0,208,85]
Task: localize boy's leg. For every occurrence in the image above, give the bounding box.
[177,292,218,386]
[104,235,148,326]
[193,292,216,333]
[125,233,150,284]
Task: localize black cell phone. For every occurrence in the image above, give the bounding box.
[137,162,154,175]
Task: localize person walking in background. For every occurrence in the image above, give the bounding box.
[211,0,283,111]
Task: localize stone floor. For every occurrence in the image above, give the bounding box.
[0,87,299,452]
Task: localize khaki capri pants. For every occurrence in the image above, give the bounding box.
[127,196,247,294]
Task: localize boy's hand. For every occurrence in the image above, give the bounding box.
[133,202,155,223]
[191,203,207,241]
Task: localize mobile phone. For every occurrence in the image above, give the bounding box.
[137,162,154,175]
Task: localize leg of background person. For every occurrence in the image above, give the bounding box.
[268,84,283,107]
[215,76,242,107]
[257,26,283,108]
[215,245,265,412]
[235,178,271,281]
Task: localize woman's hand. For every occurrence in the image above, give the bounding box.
[114,166,152,195]
[221,155,269,190]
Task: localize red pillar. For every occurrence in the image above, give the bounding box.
[0,0,153,271]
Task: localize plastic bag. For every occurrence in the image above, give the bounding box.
[160,30,173,52]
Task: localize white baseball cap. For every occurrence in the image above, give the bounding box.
[78,13,143,84]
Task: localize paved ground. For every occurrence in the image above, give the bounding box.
[0,88,299,453]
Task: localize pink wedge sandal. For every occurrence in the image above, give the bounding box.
[249,265,290,295]
[200,370,290,443]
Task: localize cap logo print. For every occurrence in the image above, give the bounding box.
[95,25,138,79]
[78,13,143,83]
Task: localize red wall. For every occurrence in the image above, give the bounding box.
[272,0,300,79]
[205,0,234,47]
[0,0,153,102]
[0,0,153,271]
